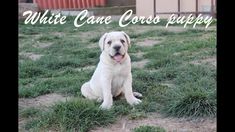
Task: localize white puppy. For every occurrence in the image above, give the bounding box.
[81,31,142,109]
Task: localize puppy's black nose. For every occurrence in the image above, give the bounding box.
[113,45,121,51]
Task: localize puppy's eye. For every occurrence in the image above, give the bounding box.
[120,39,125,43]
[107,41,112,45]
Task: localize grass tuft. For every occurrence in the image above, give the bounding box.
[163,90,216,118]
[19,107,41,118]
[25,98,116,132]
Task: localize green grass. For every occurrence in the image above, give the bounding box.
[24,98,116,132]
[19,107,42,118]
[163,90,216,118]
[133,125,166,132]
[19,17,216,131]
[19,70,93,98]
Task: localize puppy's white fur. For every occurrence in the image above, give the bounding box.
[81,31,141,109]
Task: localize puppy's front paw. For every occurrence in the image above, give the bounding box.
[127,97,142,106]
[99,102,112,109]
[133,92,143,98]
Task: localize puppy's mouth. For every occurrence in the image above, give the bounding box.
[110,53,125,63]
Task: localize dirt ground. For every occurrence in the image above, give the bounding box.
[91,113,216,132]
[19,93,72,108]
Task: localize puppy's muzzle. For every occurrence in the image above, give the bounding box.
[113,45,121,51]
[110,52,125,63]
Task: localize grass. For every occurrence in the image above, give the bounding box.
[24,98,116,132]
[133,125,166,132]
[19,107,41,118]
[163,90,216,118]
[19,16,216,131]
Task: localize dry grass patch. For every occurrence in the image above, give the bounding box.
[86,43,99,49]
[136,39,162,47]
[19,93,72,109]
[75,65,96,71]
[130,52,145,58]
[19,52,44,61]
[132,59,149,69]
[33,42,54,48]
[190,57,216,67]
[51,32,66,37]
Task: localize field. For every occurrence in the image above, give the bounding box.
[19,18,216,132]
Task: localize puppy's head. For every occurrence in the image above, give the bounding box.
[99,31,130,63]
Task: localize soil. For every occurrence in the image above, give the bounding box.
[190,57,216,67]
[75,65,96,71]
[19,93,72,131]
[90,113,216,132]
[51,32,66,37]
[130,52,145,58]
[132,59,149,69]
[136,39,162,47]
[19,52,44,61]
[33,42,53,48]
[19,93,72,109]
[87,43,99,49]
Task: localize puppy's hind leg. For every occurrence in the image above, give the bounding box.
[81,82,101,101]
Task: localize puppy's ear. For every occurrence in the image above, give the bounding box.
[122,31,131,47]
[99,33,108,51]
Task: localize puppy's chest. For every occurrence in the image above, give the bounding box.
[111,75,125,90]
[111,65,129,88]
